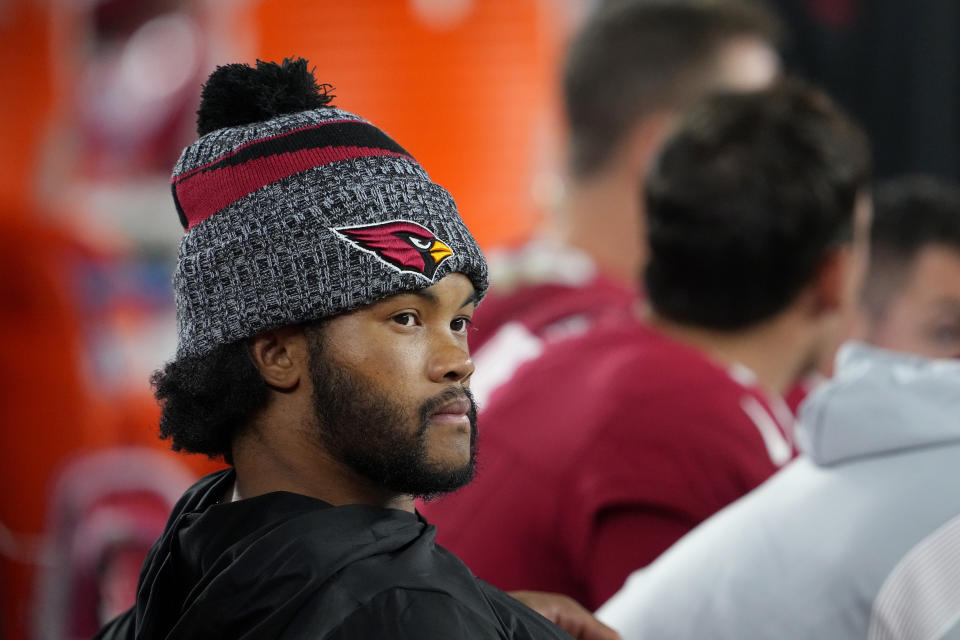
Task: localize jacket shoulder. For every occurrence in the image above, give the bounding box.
[290,585,571,640]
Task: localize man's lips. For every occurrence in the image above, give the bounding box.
[429,395,472,422]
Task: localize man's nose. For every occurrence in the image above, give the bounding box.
[428,341,475,384]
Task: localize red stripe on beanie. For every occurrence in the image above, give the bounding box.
[175,146,410,230]
[175,120,358,182]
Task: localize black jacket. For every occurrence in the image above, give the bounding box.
[96,469,572,639]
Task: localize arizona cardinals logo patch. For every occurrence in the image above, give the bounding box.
[333,220,455,281]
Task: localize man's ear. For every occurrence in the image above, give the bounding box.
[623,110,676,175]
[247,327,309,390]
[810,245,857,316]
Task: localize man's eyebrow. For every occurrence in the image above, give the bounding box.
[409,288,439,305]
[460,290,479,309]
[403,288,477,308]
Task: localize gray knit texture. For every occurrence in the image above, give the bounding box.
[171,107,488,358]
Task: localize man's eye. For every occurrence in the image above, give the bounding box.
[392,313,417,326]
[451,317,473,333]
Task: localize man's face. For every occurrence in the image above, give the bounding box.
[307,273,479,499]
[865,244,960,359]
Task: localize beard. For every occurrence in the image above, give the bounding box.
[307,336,478,501]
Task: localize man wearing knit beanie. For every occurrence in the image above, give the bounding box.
[95,59,609,640]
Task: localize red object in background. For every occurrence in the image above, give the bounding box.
[74,0,207,180]
[98,546,150,625]
[806,0,860,30]
[0,214,102,640]
[0,2,56,211]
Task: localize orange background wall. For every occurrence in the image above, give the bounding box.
[253,0,565,248]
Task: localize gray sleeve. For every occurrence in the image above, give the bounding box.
[867,514,960,640]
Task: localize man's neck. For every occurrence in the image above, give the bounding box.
[556,113,674,285]
[646,309,814,395]
[231,420,415,512]
[559,170,644,286]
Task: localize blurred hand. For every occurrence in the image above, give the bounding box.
[509,590,622,640]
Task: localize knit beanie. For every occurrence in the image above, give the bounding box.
[170,58,488,358]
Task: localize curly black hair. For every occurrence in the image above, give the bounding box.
[643,79,871,330]
[151,340,268,463]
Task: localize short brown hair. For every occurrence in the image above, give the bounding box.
[563,0,781,177]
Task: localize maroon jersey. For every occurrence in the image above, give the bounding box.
[469,275,636,353]
[423,319,795,609]
[466,241,637,408]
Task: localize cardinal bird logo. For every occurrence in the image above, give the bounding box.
[333,220,455,281]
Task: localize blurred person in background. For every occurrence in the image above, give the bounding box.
[424,79,871,609]
[857,177,960,360]
[463,0,781,406]
[598,175,960,640]
[96,58,615,640]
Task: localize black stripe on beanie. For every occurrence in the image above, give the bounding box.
[176,121,412,181]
